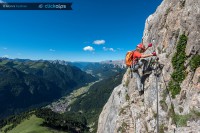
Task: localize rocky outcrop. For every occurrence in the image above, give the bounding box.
[97,0,200,132]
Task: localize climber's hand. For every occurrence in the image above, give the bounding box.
[148,43,152,47]
[152,52,157,56]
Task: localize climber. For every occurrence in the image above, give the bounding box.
[126,43,157,95]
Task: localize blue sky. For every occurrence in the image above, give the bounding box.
[0,0,162,62]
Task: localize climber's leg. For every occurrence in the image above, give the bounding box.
[131,62,142,71]
[140,58,152,75]
[133,71,143,95]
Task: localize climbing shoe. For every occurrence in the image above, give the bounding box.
[143,70,152,75]
[154,63,164,76]
[159,64,164,69]
[142,68,152,75]
[139,90,144,96]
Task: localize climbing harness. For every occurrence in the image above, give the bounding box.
[129,58,141,79]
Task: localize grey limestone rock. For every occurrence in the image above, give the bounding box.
[97,0,200,132]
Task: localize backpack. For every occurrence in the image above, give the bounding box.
[125,51,135,67]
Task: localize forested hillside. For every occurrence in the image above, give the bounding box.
[0,58,97,119]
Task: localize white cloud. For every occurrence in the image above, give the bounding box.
[93,40,105,45]
[103,47,116,52]
[109,48,115,52]
[83,46,95,51]
[0,0,6,3]
[49,49,56,52]
[103,47,109,51]
[3,55,9,58]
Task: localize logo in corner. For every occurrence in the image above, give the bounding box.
[38,4,43,9]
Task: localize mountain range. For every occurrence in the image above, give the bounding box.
[0,58,97,119]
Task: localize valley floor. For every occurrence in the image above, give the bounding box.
[1,115,67,133]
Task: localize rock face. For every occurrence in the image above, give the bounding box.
[97,0,200,132]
